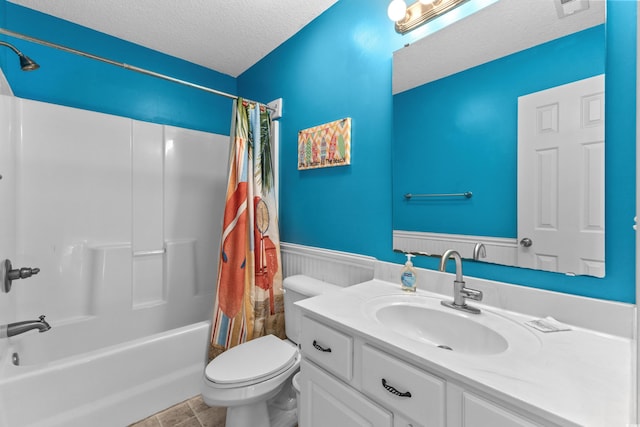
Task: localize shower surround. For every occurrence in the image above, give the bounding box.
[0,94,228,426]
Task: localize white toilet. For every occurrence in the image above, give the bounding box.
[201,275,341,427]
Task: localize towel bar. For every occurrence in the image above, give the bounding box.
[404,192,472,199]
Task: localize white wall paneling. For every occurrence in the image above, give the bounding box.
[393,230,518,266]
[281,242,376,287]
[0,94,17,362]
[132,120,165,307]
[0,94,229,357]
[16,98,132,320]
[164,126,229,297]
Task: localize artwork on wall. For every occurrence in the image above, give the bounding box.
[297,117,351,170]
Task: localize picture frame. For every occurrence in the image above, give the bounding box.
[297,117,351,170]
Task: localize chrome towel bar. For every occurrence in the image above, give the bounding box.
[404,191,472,199]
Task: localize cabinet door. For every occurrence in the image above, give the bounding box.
[462,393,541,427]
[299,360,392,427]
[361,345,445,427]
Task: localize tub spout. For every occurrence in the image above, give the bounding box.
[5,315,51,337]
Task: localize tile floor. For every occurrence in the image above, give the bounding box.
[129,395,226,427]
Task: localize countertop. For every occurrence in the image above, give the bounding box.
[296,279,633,427]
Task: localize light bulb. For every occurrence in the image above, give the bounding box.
[387,0,407,21]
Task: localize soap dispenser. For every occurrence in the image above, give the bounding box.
[400,253,417,292]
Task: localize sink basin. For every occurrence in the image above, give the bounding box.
[364,294,540,355]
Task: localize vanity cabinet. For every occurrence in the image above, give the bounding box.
[459,393,541,427]
[300,359,393,427]
[301,316,353,382]
[361,344,445,426]
[299,314,555,427]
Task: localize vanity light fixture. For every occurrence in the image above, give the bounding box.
[387,0,408,22]
[389,0,469,34]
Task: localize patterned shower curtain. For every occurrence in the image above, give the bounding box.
[209,98,285,360]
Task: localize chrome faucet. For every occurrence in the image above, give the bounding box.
[473,242,486,261]
[4,315,51,337]
[439,249,483,314]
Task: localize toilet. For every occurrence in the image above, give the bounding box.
[201,275,342,427]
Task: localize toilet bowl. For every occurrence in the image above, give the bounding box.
[201,275,342,427]
[201,335,300,427]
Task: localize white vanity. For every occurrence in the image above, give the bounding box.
[296,278,632,427]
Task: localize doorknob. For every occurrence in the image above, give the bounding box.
[519,238,533,247]
[3,259,40,293]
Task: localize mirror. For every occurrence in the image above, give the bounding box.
[392,0,606,277]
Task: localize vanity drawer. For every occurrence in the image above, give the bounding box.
[361,344,445,427]
[301,316,353,381]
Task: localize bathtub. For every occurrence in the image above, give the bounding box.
[0,321,210,427]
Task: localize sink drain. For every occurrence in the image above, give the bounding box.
[437,345,453,351]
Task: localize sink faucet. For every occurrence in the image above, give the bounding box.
[473,242,486,261]
[3,315,51,337]
[439,249,483,314]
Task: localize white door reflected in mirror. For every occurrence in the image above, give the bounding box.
[517,74,605,277]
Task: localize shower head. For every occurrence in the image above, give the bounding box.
[19,53,39,71]
[0,41,39,71]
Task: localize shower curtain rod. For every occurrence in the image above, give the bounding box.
[0,28,273,110]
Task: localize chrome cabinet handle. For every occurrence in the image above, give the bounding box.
[519,237,533,247]
[381,378,412,398]
[312,340,332,353]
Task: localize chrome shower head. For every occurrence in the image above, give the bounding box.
[0,41,39,71]
[18,53,39,71]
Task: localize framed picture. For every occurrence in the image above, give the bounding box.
[297,118,351,170]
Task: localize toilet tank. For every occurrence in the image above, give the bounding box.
[283,275,342,344]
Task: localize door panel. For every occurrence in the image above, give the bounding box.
[518,75,605,277]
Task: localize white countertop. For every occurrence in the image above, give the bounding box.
[296,279,633,427]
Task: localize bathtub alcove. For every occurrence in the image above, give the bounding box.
[0,94,229,427]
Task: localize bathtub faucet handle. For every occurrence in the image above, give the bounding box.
[3,259,41,292]
[9,266,40,280]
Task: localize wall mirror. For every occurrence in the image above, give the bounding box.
[392,0,606,277]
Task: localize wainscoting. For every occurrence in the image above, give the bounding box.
[281,242,376,287]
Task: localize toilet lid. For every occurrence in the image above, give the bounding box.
[205,335,298,385]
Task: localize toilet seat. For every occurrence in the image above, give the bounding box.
[205,335,298,388]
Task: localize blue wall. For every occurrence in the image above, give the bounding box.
[0,0,636,302]
[0,3,235,134]
[393,25,605,237]
[238,0,404,259]
[240,0,636,303]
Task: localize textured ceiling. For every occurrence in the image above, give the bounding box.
[393,0,605,94]
[8,0,338,77]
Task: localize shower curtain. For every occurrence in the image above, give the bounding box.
[209,98,285,360]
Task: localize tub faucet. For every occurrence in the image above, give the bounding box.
[3,315,51,337]
[439,250,483,314]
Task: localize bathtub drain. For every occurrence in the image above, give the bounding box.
[437,345,453,351]
[12,352,20,366]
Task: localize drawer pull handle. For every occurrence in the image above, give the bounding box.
[312,340,332,352]
[381,378,412,398]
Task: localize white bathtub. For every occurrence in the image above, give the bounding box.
[0,321,210,427]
